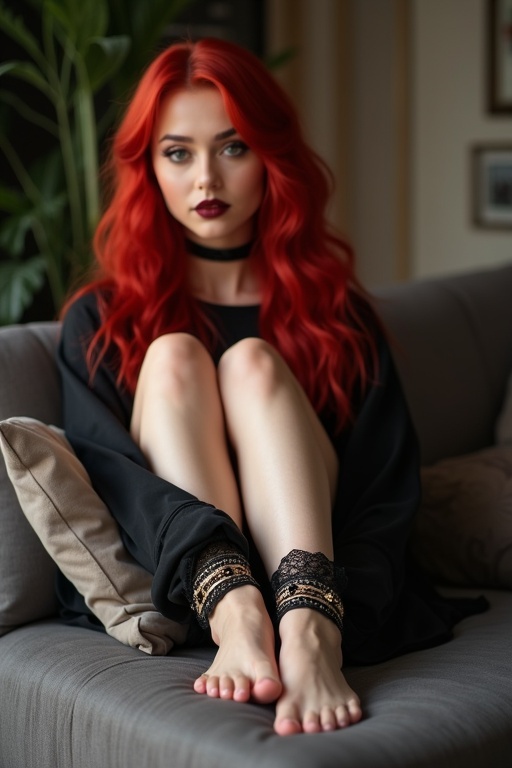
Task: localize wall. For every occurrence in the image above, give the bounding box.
[266,0,410,288]
[266,0,512,286]
[265,0,349,233]
[350,0,409,286]
[412,0,512,278]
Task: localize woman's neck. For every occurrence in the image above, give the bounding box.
[185,239,253,262]
[187,252,261,306]
[187,237,261,306]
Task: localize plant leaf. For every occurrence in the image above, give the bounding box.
[0,3,44,64]
[0,88,59,135]
[0,210,34,257]
[30,149,65,200]
[0,61,55,101]
[0,185,28,215]
[0,255,47,325]
[45,0,108,55]
[85,35,130,92]
[74,84,100,231]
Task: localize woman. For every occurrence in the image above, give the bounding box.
[58,38,480,736]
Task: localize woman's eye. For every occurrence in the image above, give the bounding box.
[223,141,248,158]
[163,147,189,163]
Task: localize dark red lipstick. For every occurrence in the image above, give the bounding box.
[194,199,230,218]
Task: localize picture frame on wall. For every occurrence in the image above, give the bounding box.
[472,144,512,229]
[488,0,512,113]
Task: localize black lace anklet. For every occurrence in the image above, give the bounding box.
[191,542,259,629]
[270,550,346,634]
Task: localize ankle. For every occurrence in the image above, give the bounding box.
[279,609,343,671]
[209,584,267,642]
[279,607,341,644]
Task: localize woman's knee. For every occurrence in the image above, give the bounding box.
[138,333,214,399]
[218,338,287,402]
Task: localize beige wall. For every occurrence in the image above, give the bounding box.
[266,0,512,286]
[412,0,512,279]
[265,0,350,233]
[349,0,410,285]
[265,0,409,287]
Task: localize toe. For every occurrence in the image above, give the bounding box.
[320,706,337,732]
[206,675,220,697]
[274,702,303,736]
[233,675,251,702]
[219,675,235,700]
[347,698,363,724]
[252,675,282,704]
[274,716,302,736]
[193,674,208,694]
[303,710,322,734]
[335,705,350,728]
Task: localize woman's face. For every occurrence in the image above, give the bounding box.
[152,87,265,249]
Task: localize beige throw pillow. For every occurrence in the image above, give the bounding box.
[0,417,187,654]
[412,445,512,588]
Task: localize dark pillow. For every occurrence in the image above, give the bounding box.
[412,445,512,588]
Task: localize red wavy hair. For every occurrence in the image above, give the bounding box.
[65,37,379,431]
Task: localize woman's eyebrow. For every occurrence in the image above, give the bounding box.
[158,127,237,143]
[214,128,237,141]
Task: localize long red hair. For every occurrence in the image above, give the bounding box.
[65,38,379,431]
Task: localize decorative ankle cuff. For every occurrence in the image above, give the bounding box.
[191,542,259,629]
[270,549,346,634]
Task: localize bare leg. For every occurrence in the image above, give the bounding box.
[217,339,362,734]
[130,333,280,703]
[131,333,241,516]
[131,333,361,728]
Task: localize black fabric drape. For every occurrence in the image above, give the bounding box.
[57,292,487,662]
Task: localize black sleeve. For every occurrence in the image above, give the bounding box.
[331,335,423,659]
[57,293,248,621]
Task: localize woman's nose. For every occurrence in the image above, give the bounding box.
[196,154,220,191]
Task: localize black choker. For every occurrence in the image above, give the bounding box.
[185,239,253,262]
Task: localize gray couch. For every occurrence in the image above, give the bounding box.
[1,264,512,768]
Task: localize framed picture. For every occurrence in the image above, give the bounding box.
[472,145,512,229]
[488,0,512,113]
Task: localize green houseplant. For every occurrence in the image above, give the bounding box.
[0,0,194,324]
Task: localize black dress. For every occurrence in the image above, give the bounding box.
[57,292,486,664]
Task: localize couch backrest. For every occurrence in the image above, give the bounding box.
[1,266,511,632]
[0,322,62,426]
[0,322,61,633]
[1,264,511,469]
[375,262,512,465]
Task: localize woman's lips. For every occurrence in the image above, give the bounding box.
[194,199,230,219]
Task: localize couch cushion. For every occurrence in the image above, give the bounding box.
[0,323,60,635]
[412,445,512,588]
[0,590,511,768]
[0,417,187,654]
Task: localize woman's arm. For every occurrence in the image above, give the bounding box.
[332,334,426,662]
[58,293,247,621]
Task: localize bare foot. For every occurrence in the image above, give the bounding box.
[193,585,282,704]
[274,609,362,735]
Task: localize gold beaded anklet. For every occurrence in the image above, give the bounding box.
[270,550,346,633]
[191,542,258,628]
